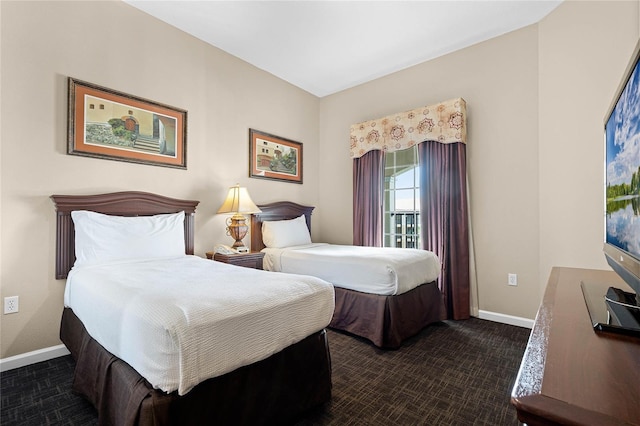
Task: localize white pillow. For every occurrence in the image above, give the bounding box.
[71,210,186,267]
[262,215,312,248]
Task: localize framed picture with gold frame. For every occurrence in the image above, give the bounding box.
[249,129,303,184]
[67,77,187,169]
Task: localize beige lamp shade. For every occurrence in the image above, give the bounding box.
[217,185,262,215]
[217,185,261,249]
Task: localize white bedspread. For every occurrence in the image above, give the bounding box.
[262,243,441,296]
[64,255,335,396]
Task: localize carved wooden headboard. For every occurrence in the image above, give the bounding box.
[50,191,199,279]
[250,201,315,252]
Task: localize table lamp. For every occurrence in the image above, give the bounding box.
[216,184,262,252]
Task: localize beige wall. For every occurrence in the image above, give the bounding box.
[538,1,639,287]
[318,0,639,320]
[0,0,320,358]
[319,23,542,319]
[2,0,639,360]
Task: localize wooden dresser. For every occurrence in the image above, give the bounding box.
[511,267,640,425]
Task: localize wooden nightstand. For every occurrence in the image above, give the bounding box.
[206,251,265,270]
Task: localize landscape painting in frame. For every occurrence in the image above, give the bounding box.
[68,78,187,169]
[249,129,303,184]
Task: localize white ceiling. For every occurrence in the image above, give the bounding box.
[124,0,562,97]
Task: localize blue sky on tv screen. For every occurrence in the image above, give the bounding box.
[606,58,640,187]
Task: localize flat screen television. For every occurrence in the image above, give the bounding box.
[582,38,640,337]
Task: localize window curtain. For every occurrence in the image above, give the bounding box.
[350,98,474,320]
[353,149,385,246]
[418,141,470,320]
[350,98,466,159]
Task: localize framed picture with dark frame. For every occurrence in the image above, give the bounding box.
[67,77,187,169]
[249,129,303,184]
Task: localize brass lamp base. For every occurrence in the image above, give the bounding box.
[226,213,248,249]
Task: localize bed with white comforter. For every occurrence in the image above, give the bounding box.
[65,255,334,396]
[51,191,335,426]
[250,201,446,349]
[263,243,441,295]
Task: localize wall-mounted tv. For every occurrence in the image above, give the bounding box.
[582,39,640,337]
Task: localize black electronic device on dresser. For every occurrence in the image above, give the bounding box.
[582,38,640,337]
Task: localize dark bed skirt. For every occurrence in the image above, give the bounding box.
[60,308,332,426]
[330,281,445,349]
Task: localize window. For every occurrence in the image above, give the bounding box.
[383,146,420,248]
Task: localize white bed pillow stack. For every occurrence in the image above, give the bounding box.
[262,215,312,248]
[71,210,186,267]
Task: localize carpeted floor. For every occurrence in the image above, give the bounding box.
[1,318,530,425]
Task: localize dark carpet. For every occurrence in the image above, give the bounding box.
[1,318,529,425]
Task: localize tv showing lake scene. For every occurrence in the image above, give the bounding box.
[605,51,640,261]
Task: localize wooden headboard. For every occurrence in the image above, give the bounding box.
[51,191,199,279]
[250,201,315,251]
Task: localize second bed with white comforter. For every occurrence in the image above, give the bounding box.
[262,243,441,295]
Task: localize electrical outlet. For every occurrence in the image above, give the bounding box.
[4,296,19,314]
[508,274,518,286]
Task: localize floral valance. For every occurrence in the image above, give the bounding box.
[349,97,467,158]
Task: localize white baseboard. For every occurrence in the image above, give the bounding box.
[0,312,532,372]
[477,310,534,329]
[0,344,70,372]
